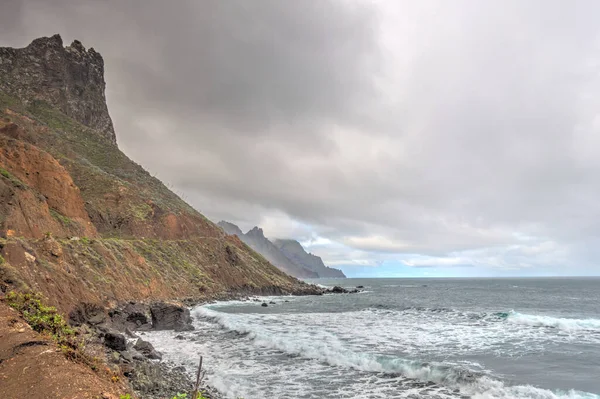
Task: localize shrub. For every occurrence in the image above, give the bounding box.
[3,291,94,365]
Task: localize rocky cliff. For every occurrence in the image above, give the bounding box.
[0,34,115,144]
[274,239,346,278]
[0,35,318,315]
[218,221,345,278]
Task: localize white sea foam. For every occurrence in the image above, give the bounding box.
[184,306,600,399]
[506,311,600,332]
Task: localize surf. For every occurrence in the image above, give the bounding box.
[194,306,600,399]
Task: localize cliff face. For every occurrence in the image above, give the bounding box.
[273,239,346,278]
[218,221,317,278]
[0,34,115,144]
[0,35,317,314]
[218,221,345,279]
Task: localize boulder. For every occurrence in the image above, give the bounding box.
[68,302,106,326]
[261,302,268,307]
[134,338,162,360]
[104,330,126,352]
[150,302,194,331]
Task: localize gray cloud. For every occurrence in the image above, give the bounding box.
[3,0,600,275]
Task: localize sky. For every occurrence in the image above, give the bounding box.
[2,0,600,277]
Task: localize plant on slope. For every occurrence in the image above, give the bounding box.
[3,291,95,365]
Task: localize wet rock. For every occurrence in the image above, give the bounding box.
[269,301,276,305]
[261,302,268,307]
[331,286,348,293]
[104,330,126,351]
[150,302,194,331]
[356,285,364,289]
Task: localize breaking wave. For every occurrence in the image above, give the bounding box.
[195,307,599,399]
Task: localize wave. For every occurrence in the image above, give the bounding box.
[194,307,599,399]
[366,306,600,333]
[505,311,600,332]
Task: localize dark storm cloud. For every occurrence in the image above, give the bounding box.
[3,1,600,274]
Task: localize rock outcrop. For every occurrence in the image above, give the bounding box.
[150,302,194,332]
[0,34,116,144]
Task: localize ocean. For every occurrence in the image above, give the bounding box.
[144,278,600,398]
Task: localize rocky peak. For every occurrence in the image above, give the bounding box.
[0,34,116,144]
[246,226,265,238]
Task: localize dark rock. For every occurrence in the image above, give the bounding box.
[261,302,268,307]
[174,334,185,340]
[108,302,152,332]
[356,285,364,289]
[150,302,194,331]
[0,35,116,143]
[134,338,162,360]
[104,330,126,352]
[68,302,106,326]
[269,301,276,305]
[331,286,348,293]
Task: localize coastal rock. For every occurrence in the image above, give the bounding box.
[68,302,106,326]
[150,302,194,331]
[109,302,152,331]
[104,330,126,352]
[134,338,162,360]
[331,286,348,293]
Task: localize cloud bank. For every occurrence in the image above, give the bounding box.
[2,0,600,275]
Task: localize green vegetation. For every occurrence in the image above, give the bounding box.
[0,167,26,189]
[3,291,93,364]
[0,254,5,264]
[50,208,72,226]
[129,202,153,221]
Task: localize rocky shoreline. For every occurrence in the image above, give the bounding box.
[74,285,361,399]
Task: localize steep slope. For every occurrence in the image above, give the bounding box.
[218,221,317,278]
[274,239,346,278]
[0,35,318,314]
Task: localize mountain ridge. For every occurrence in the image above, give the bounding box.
[218,221,346,278]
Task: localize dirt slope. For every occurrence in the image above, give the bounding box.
[0,302,125,399]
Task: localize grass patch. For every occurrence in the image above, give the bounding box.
[49,208,72,226]
[0,254,4,265]
[129,202,153,221]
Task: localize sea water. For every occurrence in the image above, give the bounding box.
[144,278,600,398]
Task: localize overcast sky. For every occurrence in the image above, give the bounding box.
[3,0,600,277]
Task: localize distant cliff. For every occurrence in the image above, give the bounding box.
[274,239,346,278]
[218,221,346,278]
